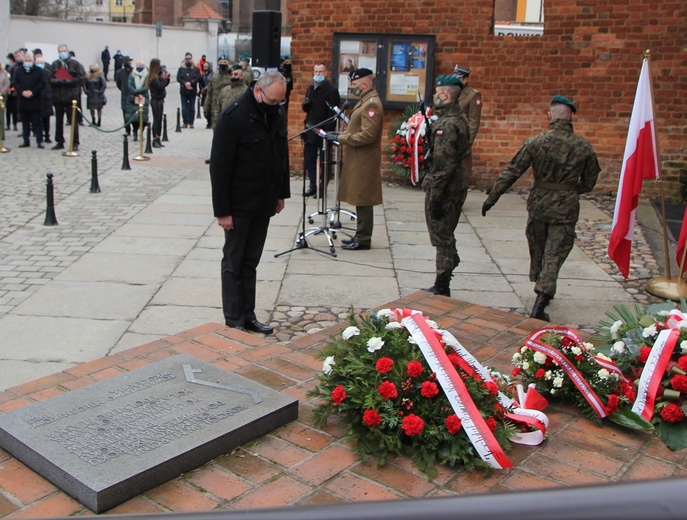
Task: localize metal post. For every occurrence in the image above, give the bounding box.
[133,104,150,161]
[144,124,153,154]
[162,113,169,142]
[0,95,10,153]
[196,96,201,119]
[44,173,59,226]
[90,149,101,193]
[121,133,131,170]
[175,107,182,132]
[63,100,79,157]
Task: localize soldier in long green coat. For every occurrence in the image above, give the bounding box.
[482,95,600,321]
[203,55,232,129]
[423,74,471,297]
[218,65,247,110]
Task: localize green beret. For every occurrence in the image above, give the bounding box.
[551,94,577,114]
[218,55,229,62]
[230,64,242,71]
[239,53,250,61]
[436,74,464,88]
[280,54,291,61]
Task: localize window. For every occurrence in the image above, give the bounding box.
[115,0,123,5]
[494,0,544,36]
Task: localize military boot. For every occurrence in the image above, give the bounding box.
[530,292,552,321]
[423,272,452,297]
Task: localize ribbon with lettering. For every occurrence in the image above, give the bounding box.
[404,110,430,186]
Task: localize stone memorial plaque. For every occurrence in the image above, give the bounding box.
[0,354,298,513]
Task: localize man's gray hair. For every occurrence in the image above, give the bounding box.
[256,70,287,89]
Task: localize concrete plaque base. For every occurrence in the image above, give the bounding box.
[0,354,298,513]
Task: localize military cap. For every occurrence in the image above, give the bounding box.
[349,68,373,81]
[218,54,229,62]
[239,53,251,61]
[436,74,464,88]
[550,94,577,114]
[230,64,242,71]
[280,54,291,61]
[453,65,471,76]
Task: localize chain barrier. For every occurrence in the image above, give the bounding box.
[76,106,140,134]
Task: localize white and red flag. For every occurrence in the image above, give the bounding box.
[608,58,660,278]
[677,205,687,276]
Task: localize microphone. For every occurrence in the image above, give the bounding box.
[328,102,350,125]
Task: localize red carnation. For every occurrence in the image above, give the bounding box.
[362,409,382,428]
[401,414,424,436]
[378,380,398,401]
[484,381,499,396]
[560,336,575,347]
[574,355,586,361]
[331,385,346,404]
[637,346,652,364]
[535,368,546,379]
[671,374,687,393]
[420,381,439,398]
[678,356,687,373]
[445,414,462,434]
[660,403,685,423]
[605,394,619,414]
[375,357,394,374]
[621,382,637,402]
[512,367,522,377]
[406,360,424,378]
[448,353,462,367]
[485,417,498,432]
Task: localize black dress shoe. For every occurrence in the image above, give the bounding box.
[204,159,210,164]
[303,187,316,197]
[341,237,355,245]
[51,143,65,150]
[18,142,30,148]
[37,143,44,149]
[72,145,79,152]
[229,325,247,331]
[341,240,370,251]
[245,319,274,334]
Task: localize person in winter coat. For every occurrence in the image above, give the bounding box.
[49,43,86,151]
[33,50,54,143]
[115,55,133,136]
[176,52,200,128]
[203,55,232,129]
[14,50,47,148]
[125,60,149,141]
[84,64,107,126]
[147,58,170,148]
[199,60,213,128]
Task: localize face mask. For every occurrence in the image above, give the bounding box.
[59,52,69,61]
[282,64,291,72]
[36,62,44,69]
[90,69,97,73]
[259,102,280,114]
[185,60,193,67]
[24,62,33,71]
[313,75,325,83]
[136,66,144,72]
[219,64,228,71]
[230,77,241,83]
[352,86,363,97]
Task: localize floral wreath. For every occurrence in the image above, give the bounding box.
[310,308,548,476]
[389,104,437,185]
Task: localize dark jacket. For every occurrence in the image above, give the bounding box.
[302,79,340,145]
[176,60,201,96]
[113,52,124,71]
[48,57,86,105]
[149,74,170,100]
[14,65,47,111]
[125,69,149,125]
[209,84,291,218]
[115,66,132,110]
[37,66,54,116]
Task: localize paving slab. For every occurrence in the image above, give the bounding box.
[55,253,181,284]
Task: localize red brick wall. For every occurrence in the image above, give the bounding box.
[287,0,687,199]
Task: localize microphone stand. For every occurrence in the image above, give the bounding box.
[275,113,342,258]
[326,113,357,233]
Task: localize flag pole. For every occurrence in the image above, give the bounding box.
[644,49,687,300]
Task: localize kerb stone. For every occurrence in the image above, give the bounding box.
[0,354,298,513]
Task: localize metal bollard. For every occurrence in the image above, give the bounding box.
[121,133,131,170]
[162,113,169,142]
[63,100,79,157]
[196,97,201,119]
[0,95,10,153]
[44,173,59,226]
[144,125,153,154]
[175,107,182,132]
[90,149,101,193]
[133,105,149,161]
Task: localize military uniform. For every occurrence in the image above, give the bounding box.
[218,81,247,112]
[203,68,232,129]
[454,66,482,182]
[484,103,600,303]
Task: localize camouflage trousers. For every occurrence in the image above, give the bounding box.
[525,216,576,297]
[425,189,468,275]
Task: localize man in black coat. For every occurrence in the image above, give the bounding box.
[209,71,290,333]
[113,50,124,75]
[115,55,133,136]
[14,50,47,148]
[176,51,201,128]
[101,46,111,81]
[48,43,86,151]
[301,63,341,197]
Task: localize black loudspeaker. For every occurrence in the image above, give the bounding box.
[252,10,281,68]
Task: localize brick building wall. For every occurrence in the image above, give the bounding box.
[287,0,687,199]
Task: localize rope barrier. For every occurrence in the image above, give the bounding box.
[76,106,141,134]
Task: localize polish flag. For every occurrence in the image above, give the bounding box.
[608,58,660,278]
[677,205,687,275]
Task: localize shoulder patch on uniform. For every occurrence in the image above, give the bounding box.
[368,110,376,118]
[476,99,481,105]
[436,130,444,136]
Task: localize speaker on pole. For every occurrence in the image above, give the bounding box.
[252,10,281,69]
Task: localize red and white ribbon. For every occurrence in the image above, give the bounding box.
[632,328,681,421]
[403,314,513,469]
[404,110,431,186]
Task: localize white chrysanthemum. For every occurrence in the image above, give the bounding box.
[642,324,658,338]
[425,319,438,329]
[377,308,395,319]
[533,351,547,364]
[597,369,610,380]
[512,352,522,363]
[596,353,612,362]
[522,361,530,371]
[678,321,687,330]
[610,320,623,334]
[385,322,403,331]
[681,340,687,353]
[611,372,619,380]
[553,376,564,388]
[366,337,384,353]
[612,341,626,354]
[571,346,582,356]
[408,336,418,345]
[656,310,669,318]
[322,356,335,375]
[400,122,408,129]
[430,115,438,121]
[584,342,595,351]
[545,370,553,381]
[342,326,360,340]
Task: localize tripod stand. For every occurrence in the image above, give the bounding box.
[275,113,342,258]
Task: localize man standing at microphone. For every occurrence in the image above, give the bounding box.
[326,68,383,250]
[301,63,340,198]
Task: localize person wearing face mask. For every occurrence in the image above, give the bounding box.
[115,55,133,137]
[49,43,86,151]
[203,56,232,131]
[147,58,170,148]
[13,50,47,148]
[278,55,293,112]
[325,68,383,251]
[217,65,247,111]
[301,62,340,197]
[32,49,54,144]
[5,53,20,131]
[84,64,107,127]
[125,60,150,141]
[176,52,201,128]
[209,71,290,334]
[199,61,214,128]
[421,74,470,297]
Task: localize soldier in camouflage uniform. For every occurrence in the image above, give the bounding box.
[203,55,233,129]
[422,74,471,297]
[482,95,600,320]
[218,65,248,111]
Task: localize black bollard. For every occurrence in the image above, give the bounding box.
[162,113,169,142]
[90,149,101,193]
[44,173,58,226]
[121,133,131,170]
[144,125,153,154]
[196,97,201,119]
[175,107,182,132]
